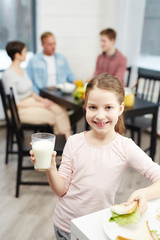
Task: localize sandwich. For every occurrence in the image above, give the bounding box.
[109,201,140,226]
[111,201,138,215]
[115,221,159,240]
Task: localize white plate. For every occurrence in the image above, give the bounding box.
[102,199,160,240]
[57,83,75,94]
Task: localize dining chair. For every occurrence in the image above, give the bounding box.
[0,79,18,163]
[0,79,53,164]
[7,89,66,197]
[126,66,132,87]
[125,68,160,151]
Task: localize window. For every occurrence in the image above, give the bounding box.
[0,0,36,70]
[141,0,160,56]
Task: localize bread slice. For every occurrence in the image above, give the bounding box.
[116,237,132,240]
[116,236,132,240]
[111,201,138,215]
[116,221,155,240]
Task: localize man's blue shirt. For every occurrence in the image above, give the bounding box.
[26,52,76,94]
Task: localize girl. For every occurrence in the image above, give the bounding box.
[3,41,71,139]
[31,73,160,240]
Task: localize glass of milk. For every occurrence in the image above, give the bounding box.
[31,132,56,171]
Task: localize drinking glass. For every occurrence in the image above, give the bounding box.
[31,132,56,171]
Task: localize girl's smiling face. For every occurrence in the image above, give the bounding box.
[86,87,124,136]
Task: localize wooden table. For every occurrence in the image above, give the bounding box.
[40,88,159,161]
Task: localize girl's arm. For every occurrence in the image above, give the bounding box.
[127,179,160,214]
[126,139,160,214]
[46,152,67,197]
[30,150,67,197]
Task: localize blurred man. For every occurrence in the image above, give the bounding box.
[94,28,127,86]
[27,32,76,94]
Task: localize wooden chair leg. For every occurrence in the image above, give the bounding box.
[16,153,23,198]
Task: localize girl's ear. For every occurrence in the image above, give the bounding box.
[119,101,124,116]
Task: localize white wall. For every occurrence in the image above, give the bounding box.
[36,0,146,83]
[36,0,104,79]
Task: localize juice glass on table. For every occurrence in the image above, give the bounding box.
[124,87,135,107]
[31,132,56,171]
[75,79,84,88]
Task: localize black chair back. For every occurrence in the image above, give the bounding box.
[126,66,132,87]
[7,89,24,152]
[10,87,21,123]
[0,80,19,163]
[0,79,12,125]
[135,68,160,103]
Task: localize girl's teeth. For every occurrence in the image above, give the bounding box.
[97,122,105,125]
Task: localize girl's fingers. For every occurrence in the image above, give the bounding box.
[127,196,147,215]
[50,151,57,168]
[138,199,148,215]
[30,142,32,146]
[30,157,35,164]
[30,150,57,165]
[52,151,57,157]
[51,151,57,164]
[29,150,35,163]
[30,150,34,156]
[126,189,148,215]
[126,194,137,205]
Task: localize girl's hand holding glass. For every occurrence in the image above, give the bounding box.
[31,133,56,171]
[30,146,57,171]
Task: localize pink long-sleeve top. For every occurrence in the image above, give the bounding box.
[94,50,127,85]
[53,132,160,233]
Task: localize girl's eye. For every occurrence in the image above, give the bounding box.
[89,106,96,110]
[106,106,112,110]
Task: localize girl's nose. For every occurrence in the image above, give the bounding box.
[95,110,106,120]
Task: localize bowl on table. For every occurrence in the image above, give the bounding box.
[57,83,76,94]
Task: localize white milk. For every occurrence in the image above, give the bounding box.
[32,140,53,171]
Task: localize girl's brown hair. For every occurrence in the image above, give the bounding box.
[84,73,125,135]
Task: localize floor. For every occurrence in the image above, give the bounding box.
[0,119,159,240]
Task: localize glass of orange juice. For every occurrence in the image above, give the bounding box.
[75,80,84,88]
[124,87,135,107]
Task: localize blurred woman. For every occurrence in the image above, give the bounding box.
[2,41,71,139]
